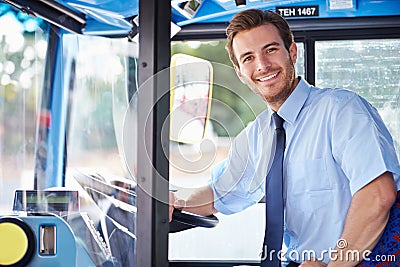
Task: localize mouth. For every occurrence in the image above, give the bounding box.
[257,72,279,82]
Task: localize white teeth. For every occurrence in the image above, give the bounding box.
[259,72,277,81]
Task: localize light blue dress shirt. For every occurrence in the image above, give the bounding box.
[209,77,400,264]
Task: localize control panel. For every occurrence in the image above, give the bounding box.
[0,190,114,267]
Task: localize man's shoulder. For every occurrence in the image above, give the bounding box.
[310,86,380,121]
[314,86,357,99]
[311,86,359,107]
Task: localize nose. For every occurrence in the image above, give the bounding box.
[256,55,271,72]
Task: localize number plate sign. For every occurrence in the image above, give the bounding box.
[276,6,319,17]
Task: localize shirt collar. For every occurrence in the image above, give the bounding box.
[277,77,311,125]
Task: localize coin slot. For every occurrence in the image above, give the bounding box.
[40,225,56,255]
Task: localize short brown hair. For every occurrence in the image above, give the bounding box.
[225,9,294,67]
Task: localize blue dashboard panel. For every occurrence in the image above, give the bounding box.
[72,0,400,33]
[60,0,138,19]
[174,0,400,26]
[2,0,400,35]
[62,0,136,34]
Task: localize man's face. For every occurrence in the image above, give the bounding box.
[232,23,298,111]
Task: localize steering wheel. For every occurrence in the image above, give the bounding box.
[73,171,219,232]
[170,209,219,233]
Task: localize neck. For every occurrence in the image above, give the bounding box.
[268,76,299,112]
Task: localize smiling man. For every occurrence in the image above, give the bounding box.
[230,24,298,111]
[170,9,400,267]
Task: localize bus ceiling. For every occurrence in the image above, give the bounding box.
[2,0,400,37]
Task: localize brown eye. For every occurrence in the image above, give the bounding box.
[243,56,252,63]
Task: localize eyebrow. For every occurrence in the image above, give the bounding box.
[238,41,281,62]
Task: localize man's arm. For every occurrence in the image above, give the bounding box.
[300,171,397,267]
[326,171,397,267]
[169,185,217,221]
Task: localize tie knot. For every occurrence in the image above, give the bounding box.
[272,112,284,130]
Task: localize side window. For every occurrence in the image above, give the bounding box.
[295,42,305,77]
[65,35,138,266]
[66,35,134,178]
[0,7,47,209]
[315,39,400,157]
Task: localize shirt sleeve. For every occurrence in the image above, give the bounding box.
[208,110,276,214]
[331,92,400,195]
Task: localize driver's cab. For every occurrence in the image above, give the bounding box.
[0,4,252,265]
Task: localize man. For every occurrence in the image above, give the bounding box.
[169,9,400,267]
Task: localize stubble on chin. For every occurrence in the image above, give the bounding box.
[263,64,297,109]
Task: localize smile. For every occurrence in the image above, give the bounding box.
[258,72,278,82]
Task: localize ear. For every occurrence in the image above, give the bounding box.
[234,64,245,84]
[289,42,298,64]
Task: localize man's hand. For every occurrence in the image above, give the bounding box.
[169,191,176,222]
[169,191,186,222]
[169,186,216,222]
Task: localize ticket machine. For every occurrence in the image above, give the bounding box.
[0,185,133,267]
[0,170,218,267]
